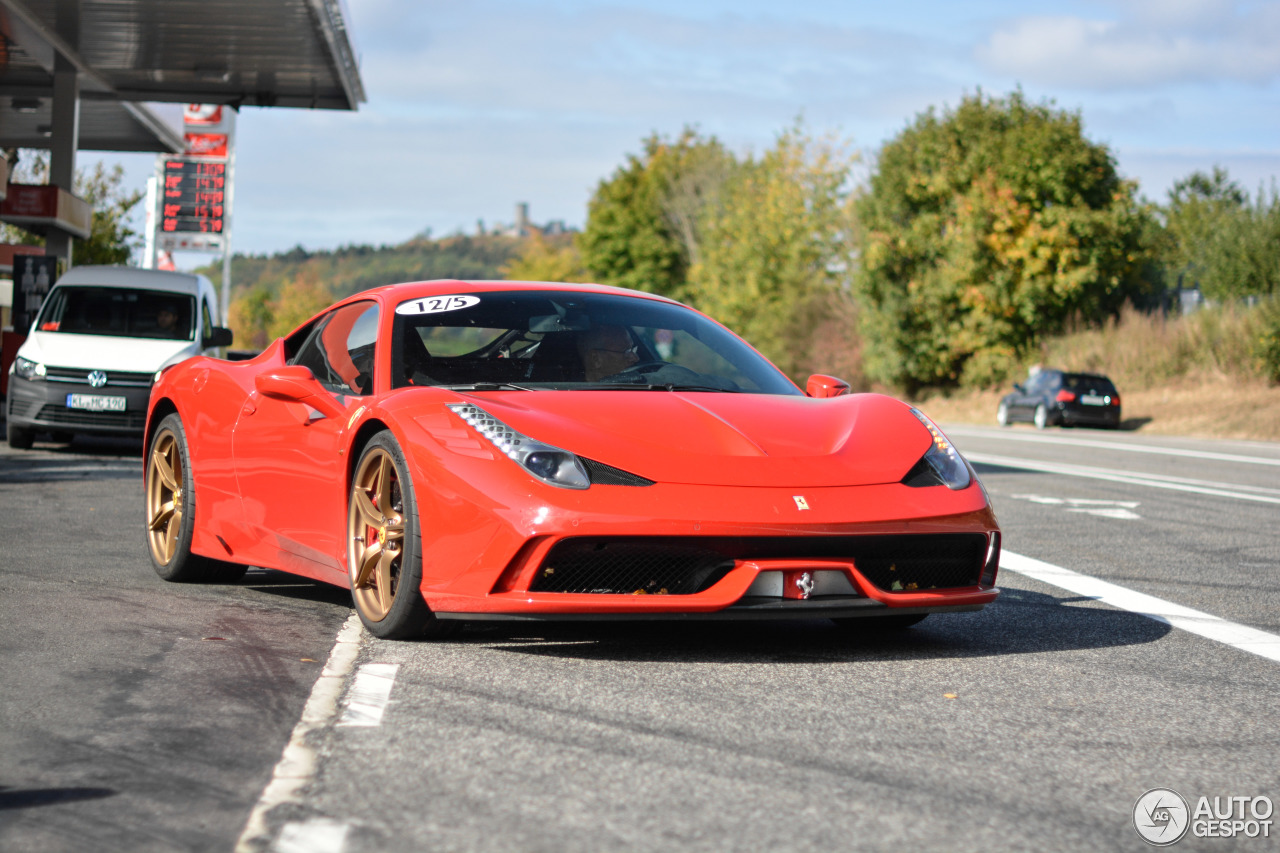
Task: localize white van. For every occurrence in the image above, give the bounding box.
[6,266,232,448]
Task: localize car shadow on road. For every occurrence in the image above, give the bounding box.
[970,461,1041,477]
[238,569,352,606]
[469,586,1172,664]
[8,435,144,458]
[0,454,141,482]
[1119,417,1153,431]
[0,785,117,810]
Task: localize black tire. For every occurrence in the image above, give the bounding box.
[7,422,35,450]
[833,613,928,632]
[145,413,246,583]
[347,431,458,640]
[1033,404,1049,430]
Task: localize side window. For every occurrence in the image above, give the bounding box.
[290,301,380,396]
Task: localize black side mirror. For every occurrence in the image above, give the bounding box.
[1013,383,1025,393]
[203,327,234,348]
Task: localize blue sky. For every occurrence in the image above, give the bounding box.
[107,0,1280,258]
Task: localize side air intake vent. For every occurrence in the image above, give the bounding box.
[579,457,655,486]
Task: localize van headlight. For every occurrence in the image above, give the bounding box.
[13,357,47,381]
[901,407,971,490]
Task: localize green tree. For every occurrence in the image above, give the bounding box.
[228,284,274,350]
[1166,173,1280,302]
[579,129,733,298]
[686,126,858,378]
[1160,167,1246,295]
[854,91,1155,392]
[267,271,331,340]
[72,161,146,266]
[502,233,592,282]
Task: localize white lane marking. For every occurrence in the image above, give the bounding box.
[969,452,1280,504]
[946,426,1280,467]
[1009,494,1142,519]
[1065,507,1141,519]
[1001,551,1280,663]
[234,614,364,853]
[272,819,350,853]
[337,663,400,727]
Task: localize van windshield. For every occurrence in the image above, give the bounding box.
[36,286,196,341]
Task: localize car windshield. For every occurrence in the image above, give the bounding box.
[391,290,802,394]
[35,286,196,341]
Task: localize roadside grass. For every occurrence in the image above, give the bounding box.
[916,379,1280,442]
[909,303,1280,443]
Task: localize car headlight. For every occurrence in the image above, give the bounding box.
[13,356,47,381]
[449,403,590,490]
[902,407,971,490]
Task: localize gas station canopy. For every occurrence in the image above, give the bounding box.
[0,0,365,153]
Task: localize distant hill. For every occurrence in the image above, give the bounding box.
[198,233,525,302]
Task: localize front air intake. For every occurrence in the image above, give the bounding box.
[527,534,988,595]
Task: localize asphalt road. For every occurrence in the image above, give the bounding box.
[2,423,1278,853]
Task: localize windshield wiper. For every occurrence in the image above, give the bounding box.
[579,382,740,392]
[437,382,536,391]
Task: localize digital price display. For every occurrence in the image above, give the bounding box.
[161,160,227,233]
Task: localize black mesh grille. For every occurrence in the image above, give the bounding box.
[9,398,41,419]
[34,405,147,430]
[532,540,734,594]
[841,536,985,592]
[528,534,987,595]
[580,457,655,486]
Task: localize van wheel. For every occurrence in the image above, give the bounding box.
[7,423,35,450]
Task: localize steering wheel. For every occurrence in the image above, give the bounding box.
[613,359,668,376]
[602,361,705,384]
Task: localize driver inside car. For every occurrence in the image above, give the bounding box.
[577,324,641,381]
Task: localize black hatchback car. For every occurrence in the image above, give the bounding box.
[997,369,1122,429]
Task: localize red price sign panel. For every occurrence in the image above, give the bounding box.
[161,159,227,234]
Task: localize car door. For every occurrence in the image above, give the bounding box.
[232,300,379,576]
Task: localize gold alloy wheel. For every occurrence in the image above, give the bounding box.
[146,428,184,564]
[348,447,406,621]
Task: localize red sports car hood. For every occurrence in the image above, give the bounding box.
[456,391,934,488]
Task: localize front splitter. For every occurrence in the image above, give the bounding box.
[434,598,990,621]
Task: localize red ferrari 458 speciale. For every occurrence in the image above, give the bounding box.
[144,280,1000,638]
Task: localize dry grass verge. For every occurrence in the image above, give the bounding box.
[904,302,1280,443]
[913,375,1280,443]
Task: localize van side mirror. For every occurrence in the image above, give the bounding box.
[1013,383,1025,393]
[203,327,234,348]
[805,374,851,398]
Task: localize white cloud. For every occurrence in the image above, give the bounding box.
[976,4,1280,90]
[93,1,1280,258]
